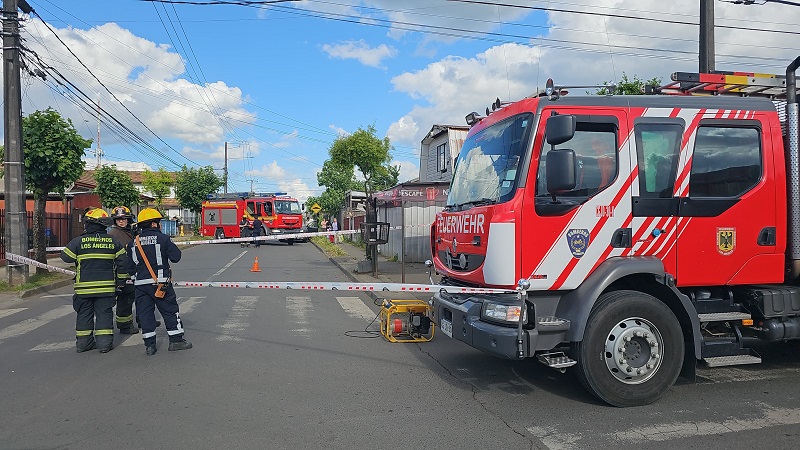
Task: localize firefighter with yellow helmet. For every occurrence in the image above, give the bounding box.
[107,206,141,335]
[128,208,192,355]
[60,208,128,353]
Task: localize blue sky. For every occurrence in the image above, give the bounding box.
[5,1,800,202]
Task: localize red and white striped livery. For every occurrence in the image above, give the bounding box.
[429,58,800,406]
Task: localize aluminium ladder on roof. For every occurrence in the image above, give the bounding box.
[659,71,800,100]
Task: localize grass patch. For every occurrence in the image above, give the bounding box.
[311,236,348,257]
[0,271,71,293]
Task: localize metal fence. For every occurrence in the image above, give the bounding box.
[0,210,72,264]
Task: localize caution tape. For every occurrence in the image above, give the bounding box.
[40,226,414,252]
[3,252,514,295]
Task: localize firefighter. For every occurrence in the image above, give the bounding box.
[107,206,140,335]
[60,208,127,353]
[128,208,192,356]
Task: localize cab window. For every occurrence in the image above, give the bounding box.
[689,126,761,198]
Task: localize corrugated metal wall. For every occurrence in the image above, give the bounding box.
[377,202,445,262]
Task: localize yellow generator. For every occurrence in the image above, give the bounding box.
[379,299,434,343]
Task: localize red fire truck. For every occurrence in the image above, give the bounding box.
[200,192,303,244]
[429,56,800,406]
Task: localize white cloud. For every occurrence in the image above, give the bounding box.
[393,160,419,183]
[328,124,349,136]
[322,39,397,68]
[87,158,152,172]
[387,1,800,146]
[273,130,298,148]
[181,141,261,163]
[16,21,256,152]
[247,161,286,179]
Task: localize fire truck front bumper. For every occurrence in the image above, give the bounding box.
[429,291,570,360]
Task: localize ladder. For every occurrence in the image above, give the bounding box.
[657,70,800,99]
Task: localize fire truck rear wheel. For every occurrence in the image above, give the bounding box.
[573,290,683,407]
[215,228,225,240]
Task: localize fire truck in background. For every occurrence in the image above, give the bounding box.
[428,56,800,406]
[200,192,303,245]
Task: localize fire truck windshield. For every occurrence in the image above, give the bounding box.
[275,200,301,214]
[448,113,532,209]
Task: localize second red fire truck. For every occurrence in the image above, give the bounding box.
[200,192,303,245]
[428,56,800,406]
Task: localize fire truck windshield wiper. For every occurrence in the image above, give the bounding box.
[453,198,496,210]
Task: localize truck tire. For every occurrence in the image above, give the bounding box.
[572,290,683,407]
[287,239,294,246]
[215,228,225,240]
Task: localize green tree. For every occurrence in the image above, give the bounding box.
[142,167,174,209]
[596,73,662,95]
[93,165,140,209]
[22,108,91,272]
[175,165,222,213]
[319,124,399,215]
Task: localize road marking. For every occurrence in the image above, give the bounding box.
[30,341,74,353]
[121,296,204,347]
[40,294,73,298]
[527,426,583,450]
[217,295,258,341]
[0,305,73,343]
[336,296,376,322]
[613,403,800,443]
[697,366,800,383]
[207,250,248,282]
[287,296,313,337]
[0,308,27,319]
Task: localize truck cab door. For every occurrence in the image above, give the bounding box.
[675,114,782,285]
[627,118,685,276]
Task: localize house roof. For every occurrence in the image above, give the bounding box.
[78,169,177,187]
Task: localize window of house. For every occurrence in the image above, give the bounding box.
[689,125,761,198]
[436,142,448,173]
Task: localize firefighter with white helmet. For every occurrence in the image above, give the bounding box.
[127,208,192,355]
[107,206,141,335]
[60,208,127,353]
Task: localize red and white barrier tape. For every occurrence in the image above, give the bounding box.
[40,226,413,252]
[4,252,513,295]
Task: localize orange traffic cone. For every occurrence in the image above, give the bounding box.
[250,256,261,272]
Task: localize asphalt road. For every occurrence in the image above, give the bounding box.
[1,240,800,450]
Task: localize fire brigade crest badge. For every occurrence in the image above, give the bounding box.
[717,227,736,255]
[567,229,590,258]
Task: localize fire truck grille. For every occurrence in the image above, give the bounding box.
[439,250,484,272]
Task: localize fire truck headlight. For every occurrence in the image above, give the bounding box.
[481,301,527,324]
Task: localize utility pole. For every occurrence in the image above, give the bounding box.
[699,0,715,73]
[223,141,228,194]
[3,0,31,284]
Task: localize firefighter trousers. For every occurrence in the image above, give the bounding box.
[135,284,185,347]
[73,294,115,351]
[115,285,136,330]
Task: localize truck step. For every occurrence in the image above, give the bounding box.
[703,354,762,367]
[537,317,570,332]
[698,312,751,322]
[536,352,577,370]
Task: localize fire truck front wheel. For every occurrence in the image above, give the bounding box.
[572,290,684,407]
[214,228,225,240]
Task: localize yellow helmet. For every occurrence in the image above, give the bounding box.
[84,207,108,221]
[110,205,133,220]
[137,208,163,224]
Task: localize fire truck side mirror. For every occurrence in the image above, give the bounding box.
[546,149,577,200]
[545,114,576,146]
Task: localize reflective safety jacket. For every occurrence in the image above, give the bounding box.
[108,226,134,281]
[128,226,182,285]
[61,226,127,297]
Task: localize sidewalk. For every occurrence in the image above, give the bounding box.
[321,240,439,302]
[0,255,74,300]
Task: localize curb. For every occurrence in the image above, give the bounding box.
[19,277,73,298]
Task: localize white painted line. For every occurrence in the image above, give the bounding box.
[613,404,800,443]
[287,296,313,337]
[0,305,73,343]
[40,294,73,298]
[336,296,377,322]
[0,308,27,319]
[178,296,204,316]
[30,341,74,352]
[207,250,248,282]
[217,296,258,341]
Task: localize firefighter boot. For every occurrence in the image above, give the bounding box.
[146,346,157,356]
[168,339,193,351]
[96,335,113,353]
[76,336,96,353]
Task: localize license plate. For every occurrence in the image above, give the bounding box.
[440,319,453,338]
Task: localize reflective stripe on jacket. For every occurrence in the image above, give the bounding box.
[61,229,127,296]
[127,227,181,285]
